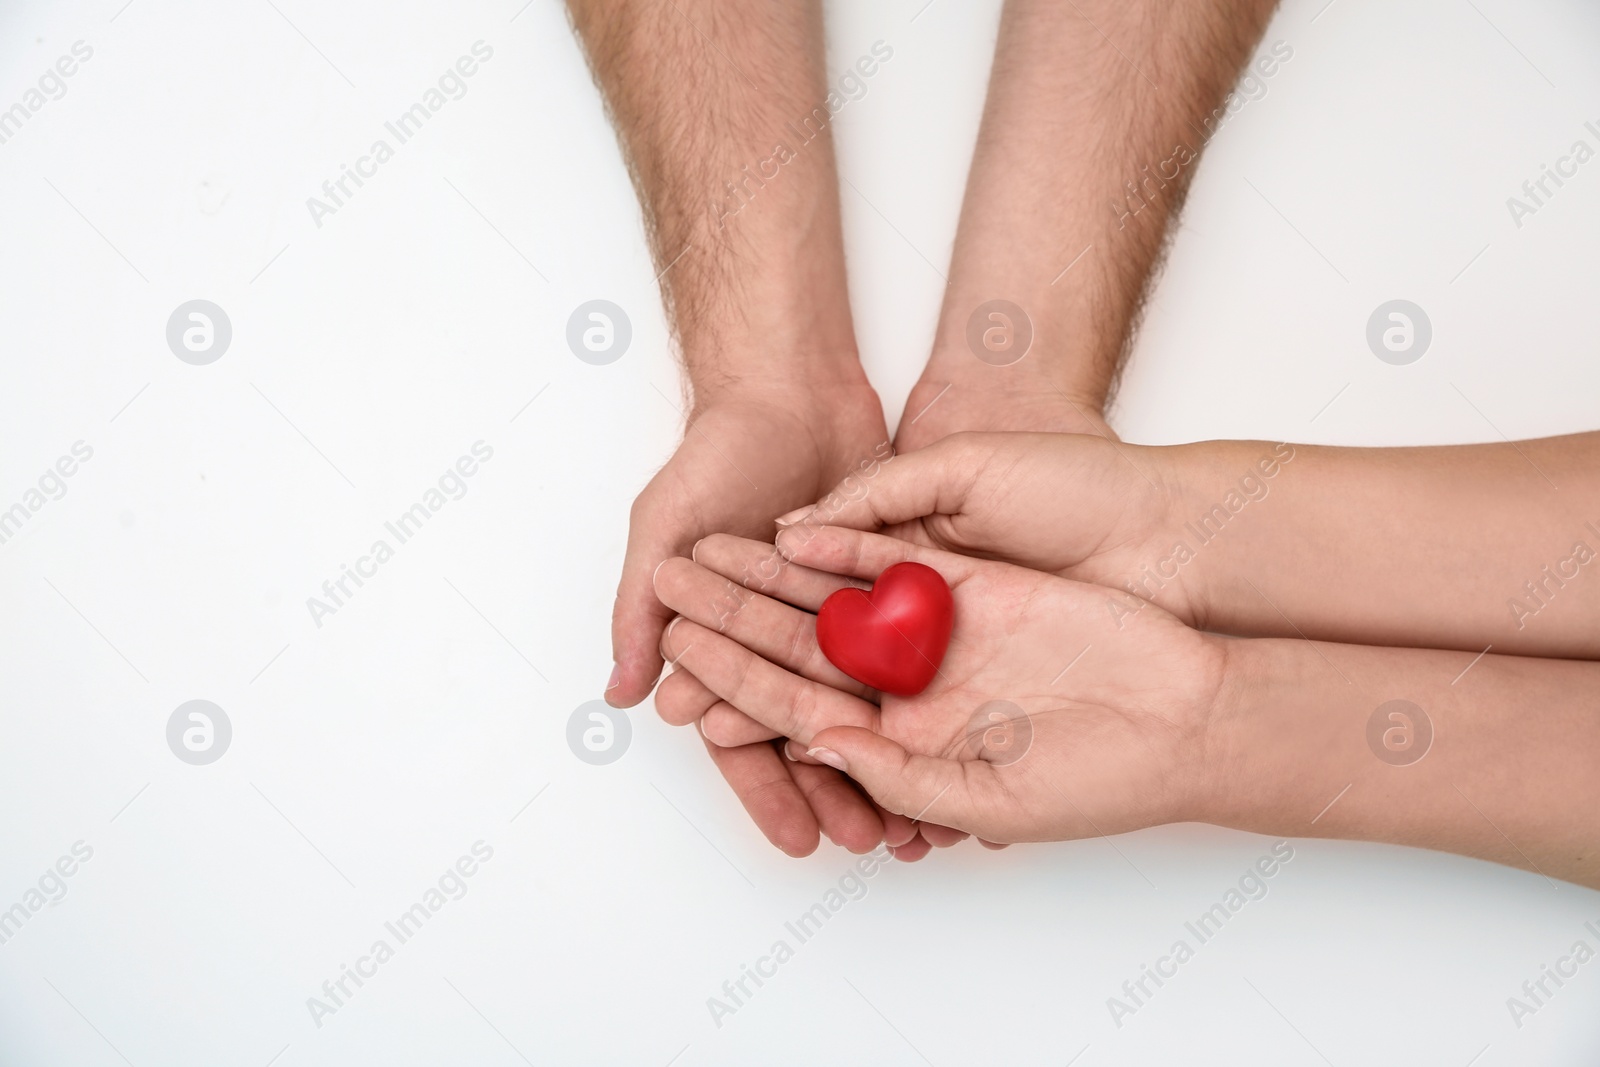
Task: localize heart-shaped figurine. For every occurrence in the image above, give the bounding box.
[816,561,953,696]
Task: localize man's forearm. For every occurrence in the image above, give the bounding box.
[926,0,1279,408]
[567,0,864,397]
[1203,637,1600,889]
[1166,434,1600,659]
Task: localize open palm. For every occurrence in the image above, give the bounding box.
[655,526,1227,843]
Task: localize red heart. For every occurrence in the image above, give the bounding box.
[816,562,953,696]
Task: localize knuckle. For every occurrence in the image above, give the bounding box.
[724,646,755,702]
[786,683,820,741]
[843,534,865,575]
[746,547,786,590]
[711,579,751,632]
[781,615,811,675]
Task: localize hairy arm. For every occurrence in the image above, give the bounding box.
[568,0,896,857]
[902,0,1281,441]
[567,0,863,392]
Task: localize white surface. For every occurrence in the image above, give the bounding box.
[1,0,1598,1064]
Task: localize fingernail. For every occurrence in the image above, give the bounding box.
[775,505,816,527]
[691,537,704,562]
[665,616,683,640]
[605,663,621,691]
[807,746,847,773]
[783,740,801,762]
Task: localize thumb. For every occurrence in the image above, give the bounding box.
[609,526,676,708]
[776,435,985,533]
[806,726,989,835]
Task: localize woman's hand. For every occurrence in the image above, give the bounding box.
[654,526,1229,844]
[780,431,1213,626]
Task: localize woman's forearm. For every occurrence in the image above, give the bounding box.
[1166,433,1600,658]
[1200,636,1600,889]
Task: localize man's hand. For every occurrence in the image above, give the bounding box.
[610,378,901,856]
[567,0,916,853]
[608,380,887,705]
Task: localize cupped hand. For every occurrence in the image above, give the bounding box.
[651,529,965,860]
[610,378,906,856]
[782,431,1204,625]
[654,526,1229,845]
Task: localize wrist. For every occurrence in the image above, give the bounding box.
[1192,637,1351,833]
[1155,439,1301,632]
[919,337,1108,411]
[1080,442,1221,629]
[922,271,1129,412]
[675,260,865,407]
[685,354,874,417]
[1191,636,1275,829]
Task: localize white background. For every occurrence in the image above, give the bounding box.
[2,0,1599,1063]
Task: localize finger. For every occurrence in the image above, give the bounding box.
[692,532,868,613]
[654,557,869,697]
[784,739,822,765]
[878,518,942,551]
[701,736,819,858]
[609,527,679,708]
[653,666,719,727]
[703,701,783,747]
[657,662,787,745]
[889,833,932,862]
[789,761,884,854]
[978,839,1009,851]
[918,823,970,849]
[806,725,995,837]
[879,806,920,848]
[778,435,987,533]
[776,524,978,585]
[661,619,877,745]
